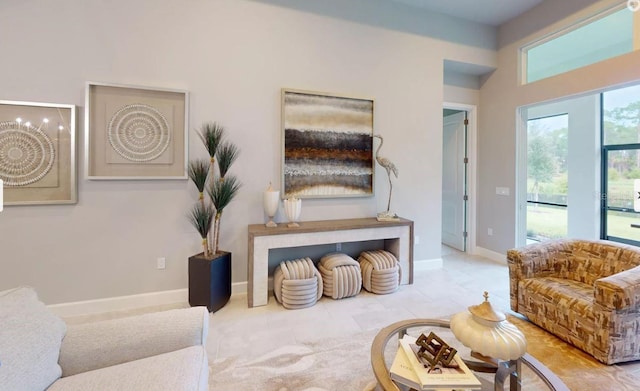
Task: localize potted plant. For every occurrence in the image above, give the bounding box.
[187,122,241,313]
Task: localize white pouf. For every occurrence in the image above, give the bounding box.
[358,250,401,294]
[318,253,362,300]
[273,257,323,309]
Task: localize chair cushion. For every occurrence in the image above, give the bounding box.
[0,286,67,391]
[518,277,596,352]
[48,346,208,391]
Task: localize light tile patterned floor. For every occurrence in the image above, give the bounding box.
[207,246,511,362]
[64,247,640,390]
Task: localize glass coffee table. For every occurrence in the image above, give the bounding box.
[371,319,570,391]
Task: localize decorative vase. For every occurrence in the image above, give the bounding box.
[450,291,527,361]
[283,197,301,227]
[263,183,280,228]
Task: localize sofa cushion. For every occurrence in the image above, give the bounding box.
[0,286,67,391]
[47,346,209,391]
[518,277,596,351]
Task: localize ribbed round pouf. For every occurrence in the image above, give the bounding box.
[318,253,362,299]
[358,250,401,294]
[273,257,323,309]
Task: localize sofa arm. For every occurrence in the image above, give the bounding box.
[506,239,574,278]
[506,239,573,312]
[59,306,209,377]
[595,266,640,310]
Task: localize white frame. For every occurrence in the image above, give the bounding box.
[85,81,189,180]
[0,99,77,205]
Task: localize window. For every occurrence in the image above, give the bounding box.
[527,115,569,242]
[602,84,640,245]
[523,6,634,84]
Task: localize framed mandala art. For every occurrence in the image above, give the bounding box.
[85,82,188,180]
[0,100,77,205]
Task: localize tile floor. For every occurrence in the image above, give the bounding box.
[207,246,511,362]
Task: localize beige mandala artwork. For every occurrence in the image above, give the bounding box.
[0,121,55,186]
[107,103,171,162]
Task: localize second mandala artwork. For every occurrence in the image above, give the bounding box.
[85,83,188,180]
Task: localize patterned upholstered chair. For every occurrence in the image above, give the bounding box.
[507,239,640,364]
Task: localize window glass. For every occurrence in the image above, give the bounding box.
[527,115,569,242]
[526,8,633,83]
[603,84,640,145]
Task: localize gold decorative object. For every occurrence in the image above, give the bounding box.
[413,332,458,371]
[450,291,527,361]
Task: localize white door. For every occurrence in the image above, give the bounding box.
[442,111,466,251]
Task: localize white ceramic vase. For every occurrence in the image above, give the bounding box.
[263,184,280,228]
[283,197,301,227]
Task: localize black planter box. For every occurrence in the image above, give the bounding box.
[188,251,231,313]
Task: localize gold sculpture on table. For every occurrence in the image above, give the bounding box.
[414,332,459,372]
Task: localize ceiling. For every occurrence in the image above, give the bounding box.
[390,0,544,26]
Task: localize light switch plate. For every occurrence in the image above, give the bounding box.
[496,187,510,196]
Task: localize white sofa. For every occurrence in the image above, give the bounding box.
[0,286,209,391]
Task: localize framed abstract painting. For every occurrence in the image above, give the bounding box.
[281,89,374,199]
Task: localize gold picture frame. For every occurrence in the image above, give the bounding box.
[85,82,189,180]
[0,100,77,205]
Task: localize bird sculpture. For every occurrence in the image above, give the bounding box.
[373,134,399,220]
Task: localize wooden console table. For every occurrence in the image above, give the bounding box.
[247,217,414,307]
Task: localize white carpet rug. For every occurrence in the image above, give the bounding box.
[209,329,380,391]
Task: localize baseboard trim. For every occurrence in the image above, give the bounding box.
[414,258,443,271]
[49,257,443,317]
[474,246,507,264]
[48,288,189,318]
[49,283,252,318]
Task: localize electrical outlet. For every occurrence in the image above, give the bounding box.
[488,228,493,236]
[336,243,342,251]
[157,257,166,270]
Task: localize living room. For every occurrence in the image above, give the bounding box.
[2,0,640,390]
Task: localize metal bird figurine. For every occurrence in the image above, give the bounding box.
[373,134,399,220]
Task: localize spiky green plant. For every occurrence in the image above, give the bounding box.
[198,122,224,163]
[188,202,214,258]
[189,121,241,258]
[217,141,239,180]
[188,159,210,203]
[207,175,241,254]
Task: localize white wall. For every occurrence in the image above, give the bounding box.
[0,0,495,304]
[479,0,640,254]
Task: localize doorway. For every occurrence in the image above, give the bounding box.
[442,109,468,252]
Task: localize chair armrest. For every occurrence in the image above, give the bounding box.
[506,239,573,312]
[506,239,573,278]
[59,306,209,377]
[595,266,640,310]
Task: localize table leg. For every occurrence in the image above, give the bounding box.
[495,359,521,391]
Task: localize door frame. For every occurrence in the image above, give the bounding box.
[443,101,477,254]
